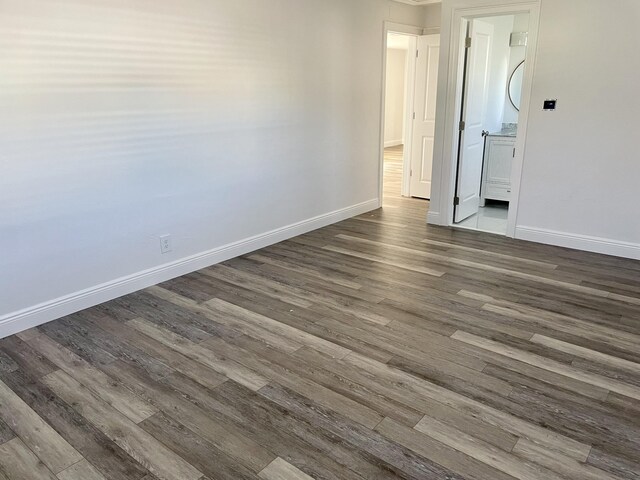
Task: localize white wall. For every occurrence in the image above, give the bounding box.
[384,48,408,147]
[423,4,443,34]
[515,0,640,254]
[0,0,431,334]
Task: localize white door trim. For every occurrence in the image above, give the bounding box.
[428,0,541,237]
[380,22,428,203]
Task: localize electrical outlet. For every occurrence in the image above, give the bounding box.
[159,234,172,254]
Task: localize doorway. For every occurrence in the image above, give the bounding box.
[453,13,530,235]
[383,32,413,201]
[427,1,540,237]
[382,30,441,204]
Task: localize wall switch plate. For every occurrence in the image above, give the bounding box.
[543,99,557,111]
[159,235,172,254]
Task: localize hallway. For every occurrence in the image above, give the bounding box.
[383,145,405,200]
[382,145,430,222]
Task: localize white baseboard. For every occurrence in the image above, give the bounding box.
[515,226,640,261]
[384,140,403,148]
[0,199,380,339]
[426,210,443,226]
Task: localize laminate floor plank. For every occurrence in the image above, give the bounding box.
[201,264,314,309]
[42,370,203,480]
[505,386,640,461]
[376,417,517,480]
[57,313,174,382]
[531,334,640,375]
[0,419,13,447]
[414,415,568,480]
[37,319,118,367]
[482,364,635,427]
[481,352,610,401]
[0,378,82,474]
[0,146,637,479]
[587,448,640,480]
[112,292,215,343]
[230,341,424,428]
[571,358,640,390]
[511,439,622,480]
[156,281,396,363]
[139,411,259,480]
[101,360,275,474]
[188,297,306,354]
[322,245,447,277]
[293,346,519,450]
[333,234,586,286]
[83,313,228,391]
[0,349,19,375]
[452,330,640,400]
[420,238,559,270]
[481,303,640,359]
[0,370,150,480]
[258,457,314,480]
[248,253,363,290]
[57,459,108,480]
[386,314,576,366]
[127,317,269,391]
[204,298,351,359]
[0,437,57,480]
[225,256,387,306]
[19,331,158,424]
[209,380,400,480]
[381,296,538,341]
[0,336,57,379]
[343,352,592,461]
[259,383,468,480]
[202,336,384,429]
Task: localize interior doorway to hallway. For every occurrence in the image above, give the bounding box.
[382,30,440,203]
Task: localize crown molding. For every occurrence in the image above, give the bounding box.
[392,0,441,5]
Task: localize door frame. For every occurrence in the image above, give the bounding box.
[379,22,431,202]
[428,0,541,237]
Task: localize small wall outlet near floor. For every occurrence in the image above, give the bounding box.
[159,234,172,254]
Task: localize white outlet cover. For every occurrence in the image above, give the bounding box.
[160,235,172,254]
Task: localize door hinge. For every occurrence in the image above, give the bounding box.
[513,147,516,158]
[459,120,466,131]
[413,112,416,120]
[454,196,460,206]
[465,37,472,49]
[410,169,413,177]
[416,49,419,58]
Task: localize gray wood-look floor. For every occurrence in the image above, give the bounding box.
[1,146,639,480]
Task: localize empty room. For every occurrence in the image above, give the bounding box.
[1,0,639,479]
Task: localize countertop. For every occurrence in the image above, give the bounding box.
[488,128,517,137]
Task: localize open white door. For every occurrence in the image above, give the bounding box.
[409,34,440,200]
[454,20,494,222]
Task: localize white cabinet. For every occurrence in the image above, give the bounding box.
[481,135,515,203]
